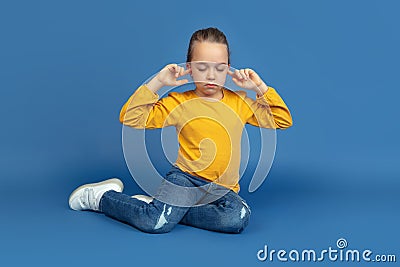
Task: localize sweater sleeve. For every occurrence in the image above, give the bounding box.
[119,84,180,129]
[242,86,293,129]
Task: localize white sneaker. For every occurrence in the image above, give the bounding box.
[69,178,124,211]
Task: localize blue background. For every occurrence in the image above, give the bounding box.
[1,0,398,266]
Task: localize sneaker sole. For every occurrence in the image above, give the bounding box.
[68,178,124,205]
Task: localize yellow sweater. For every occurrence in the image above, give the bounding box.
[120,84,292,192]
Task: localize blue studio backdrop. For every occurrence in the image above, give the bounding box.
[0,0,399,266]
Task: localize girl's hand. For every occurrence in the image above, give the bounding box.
[228,68,265,92]
[158,64,191,86]
[147,64,191,93]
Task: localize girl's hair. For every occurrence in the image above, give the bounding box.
[186,27,231,64]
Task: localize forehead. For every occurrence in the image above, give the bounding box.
[191,41,228,64]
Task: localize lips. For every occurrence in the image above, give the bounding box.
[205,83,217,87]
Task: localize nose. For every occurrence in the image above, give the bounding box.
[206,68,215,80]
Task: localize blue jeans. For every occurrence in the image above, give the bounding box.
[99,166,251,234]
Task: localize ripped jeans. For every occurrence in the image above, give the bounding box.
[99,166,251,234]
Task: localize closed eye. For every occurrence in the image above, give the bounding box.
[197,67,226,72]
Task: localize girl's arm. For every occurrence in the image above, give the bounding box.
[242,85,293,129]
[228,68,293,129]
[119,64,190,129]
[119,85,175,128]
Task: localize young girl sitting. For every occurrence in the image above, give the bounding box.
[68,27,292,234]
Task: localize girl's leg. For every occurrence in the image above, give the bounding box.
[99,190,188,234]
[68,167,249,234]
[179,189,251,233]
[69,168,207,234]
[100,168,211,233]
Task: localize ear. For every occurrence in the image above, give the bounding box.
[186,62,192,75]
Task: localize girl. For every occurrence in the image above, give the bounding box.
[68,27,293,233]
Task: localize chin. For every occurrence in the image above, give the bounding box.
[203,88,221,95]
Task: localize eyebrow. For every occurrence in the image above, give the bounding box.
[195,62,228,66]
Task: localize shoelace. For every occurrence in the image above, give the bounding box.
[80,188,97,210]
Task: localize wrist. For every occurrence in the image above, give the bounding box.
[254,81,268,96]
[146,76,164,93]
